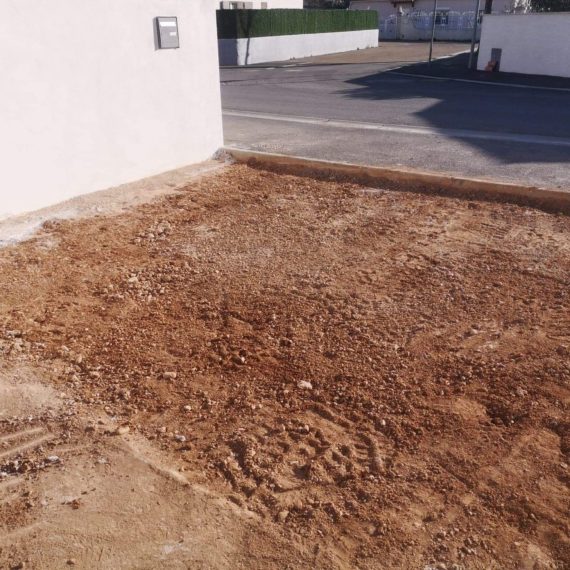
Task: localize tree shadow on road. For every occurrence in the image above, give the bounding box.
[340,53,570,167]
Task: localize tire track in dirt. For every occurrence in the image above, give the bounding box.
[0,165,568,569]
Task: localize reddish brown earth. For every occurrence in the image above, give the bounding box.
[0,164,568,569]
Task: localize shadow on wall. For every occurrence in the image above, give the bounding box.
[219,39,239,66]
[340,53,570,166]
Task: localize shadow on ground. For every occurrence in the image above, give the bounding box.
[341,53,570,167]
[394,52,570,90]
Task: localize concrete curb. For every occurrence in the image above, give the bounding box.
[226,148,570,214]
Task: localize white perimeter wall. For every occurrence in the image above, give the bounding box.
[478,14,570,77]
[0,0,223,218]
[219,29,378,65]
[270,0,304,7]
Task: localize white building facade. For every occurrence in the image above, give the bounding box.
[349,0,530,40]
[219,0,304,8]
[0,0,223,218]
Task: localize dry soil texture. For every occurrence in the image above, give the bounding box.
[0,165,569,570]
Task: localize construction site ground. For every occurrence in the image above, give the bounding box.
[0,164,568,570]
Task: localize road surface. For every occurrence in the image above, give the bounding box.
[221,48,570,189]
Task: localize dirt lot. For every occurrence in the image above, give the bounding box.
[275,42,468,66]
[0,164,568,570]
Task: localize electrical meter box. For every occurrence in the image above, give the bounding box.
[156,17,180,49]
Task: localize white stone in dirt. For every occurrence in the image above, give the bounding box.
[277,510,289,522]
[46,455,60,463]
[174,434,186,443]
[114,425,130,436]
[297,380,313,390]
[163,371,177,380]
[183,405,192,412]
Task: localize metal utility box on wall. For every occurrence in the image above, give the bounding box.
[490,48,502,71]
[156,17,179,49]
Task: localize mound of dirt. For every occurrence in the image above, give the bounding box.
[0,164,568,569]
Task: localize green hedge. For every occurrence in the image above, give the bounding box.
[217,9,378,39]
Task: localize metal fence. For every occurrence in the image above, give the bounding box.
[380,10,479,40]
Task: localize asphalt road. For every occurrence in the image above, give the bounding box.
[221,57,570,189]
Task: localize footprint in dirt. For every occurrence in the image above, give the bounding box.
[217,402,394,513]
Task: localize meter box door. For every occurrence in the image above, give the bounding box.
[156,17,180,49]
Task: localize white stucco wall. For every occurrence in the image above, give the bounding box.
[478,14,570,77]
[270,0,304,7]
[219,29,378,65]
[0,0,223,219]
[219,0,303,7]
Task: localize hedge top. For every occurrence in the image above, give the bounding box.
[217,9,379,39]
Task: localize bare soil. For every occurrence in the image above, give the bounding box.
[286,42,468,66]
[0,164,568,570]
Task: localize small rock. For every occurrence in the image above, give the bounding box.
[297,380,313,390]
[174,435,186,443]
[163,371,177,380]
[46,455,60,464]
[67,559,76,566]
[183,405,192,412]
[277,510,289,522]
[114,425,130,436]
[67,498,82,510]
